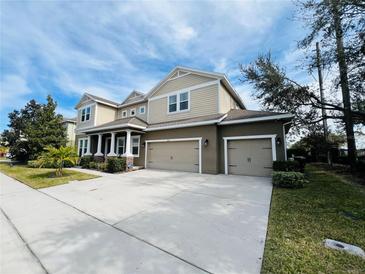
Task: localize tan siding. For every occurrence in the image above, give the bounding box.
[153,74,217,96]
[64,123,76,146]
[96,104,117,125]
[117,103,147,121]
[219,84,238,113]
[148,84,218,124]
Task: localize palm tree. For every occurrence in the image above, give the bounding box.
[37,146,78,176]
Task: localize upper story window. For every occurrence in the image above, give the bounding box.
[168,91,189,113]
[121,110,127,118]
[81,106,91,122]
[130,108,136,116]
[139,106,145,114]
[179,92,189,111]
[168,95,177,113]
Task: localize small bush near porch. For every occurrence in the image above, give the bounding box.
[79,155,126,173]
[0,163,98,189]
[262,164,365,273]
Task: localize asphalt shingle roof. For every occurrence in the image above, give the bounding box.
[223,109,289,121]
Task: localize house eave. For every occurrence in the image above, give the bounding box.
[218,114,294,125]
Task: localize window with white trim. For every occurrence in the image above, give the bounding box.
[168,94,177,113]
[168,91,189,113]
[179,92,189,111]
[131,136,140,156]
[130,108,136,116]
[139,106,145,114]
[81,106,91,122]
[78,138,88,156]
[117,137,125,155]
[121,110,127,118]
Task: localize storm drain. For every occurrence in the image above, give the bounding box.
[324,239,365,258]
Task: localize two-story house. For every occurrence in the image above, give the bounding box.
[75,66,293,176]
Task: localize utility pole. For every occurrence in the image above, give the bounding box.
[331,0,357,169]
[316,42,331,165]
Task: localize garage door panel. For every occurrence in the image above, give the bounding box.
[147,141,199,173]
[228,139,273,177]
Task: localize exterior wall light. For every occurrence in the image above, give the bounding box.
[276,137,282,146]
[204,139,209,147]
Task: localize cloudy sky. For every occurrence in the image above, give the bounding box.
[1,0,309,131]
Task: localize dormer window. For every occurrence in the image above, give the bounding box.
[122,110,127,118]
[130,108,136,116]
[139,106,145,114]
[168,91,189,113]
[81,106,91,122]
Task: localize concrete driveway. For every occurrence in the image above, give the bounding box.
[1,169,272,274]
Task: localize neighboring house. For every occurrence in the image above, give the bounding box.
[62,118,77,146]
[75,66,293,176]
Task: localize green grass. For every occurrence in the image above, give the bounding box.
[262,164,365,273]
[0,163,98,189]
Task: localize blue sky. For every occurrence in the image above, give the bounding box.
[1,0,308,131]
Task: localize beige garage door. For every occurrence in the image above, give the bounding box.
[147,141,199,173]
[228,139,273,176]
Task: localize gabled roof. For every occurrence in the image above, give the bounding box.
[145,66,246,109]
[120,90,146,106]
[75,93,119,109]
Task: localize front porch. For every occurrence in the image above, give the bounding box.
[78,129,143,168]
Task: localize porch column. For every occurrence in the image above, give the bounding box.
[85,135,92,155]
[95,134,103,156]
[108,132,117,156]
[125,129,132,156]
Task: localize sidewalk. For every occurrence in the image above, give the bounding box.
[0,210,46,274]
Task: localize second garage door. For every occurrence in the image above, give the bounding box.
[146,140,200,173]
[227,138,273,177]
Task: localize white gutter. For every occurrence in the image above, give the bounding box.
[218,113,294,125]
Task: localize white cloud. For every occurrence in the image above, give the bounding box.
[0,75,31,111]
[1,0,300,131]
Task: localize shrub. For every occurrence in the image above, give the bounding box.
[272,171,308,188]
[273,160,303,172]
[97,162,107,171]
[89,161,97,169]
[27,160,39,168]
[79,156,93,168]
[106,157,126,173]
[93,156,105,163]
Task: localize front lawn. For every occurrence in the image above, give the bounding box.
[0,163,98,189]
[262,164,365,273]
